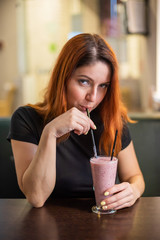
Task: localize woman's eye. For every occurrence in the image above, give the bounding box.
[78,79,89,85]
[100,83,110,89]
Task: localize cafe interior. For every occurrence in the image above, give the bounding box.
[0,1,160,239]
[0,0,159,194]
[1,0,159,193]
[0,0,159,189]
[1,0,159,115]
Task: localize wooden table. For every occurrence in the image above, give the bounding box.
[0,197,160,240]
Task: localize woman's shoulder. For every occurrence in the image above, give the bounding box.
[11,105,44,132]
[12,105,42,120]
[11,105,44,127]
[8,105,44,144]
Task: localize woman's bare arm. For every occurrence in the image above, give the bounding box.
[11,127,56,208]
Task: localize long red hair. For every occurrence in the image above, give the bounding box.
[28,33,132,156]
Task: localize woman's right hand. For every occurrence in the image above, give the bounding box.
[45,107,96,138]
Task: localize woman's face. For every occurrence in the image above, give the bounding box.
[66,61,111,114]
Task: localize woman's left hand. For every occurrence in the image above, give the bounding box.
[101,182,139,210]
[102,141,145,211]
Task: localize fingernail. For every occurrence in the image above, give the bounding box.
[94,125,97,130]
[84,131,88,135]
[104,191,109,196]
[102,206,108,210]
[101,201,106,206]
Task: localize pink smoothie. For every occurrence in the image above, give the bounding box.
[90,156,118,207]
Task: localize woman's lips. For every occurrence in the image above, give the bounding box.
[79,105,93,112]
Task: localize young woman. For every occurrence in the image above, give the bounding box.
[8,33,145,208]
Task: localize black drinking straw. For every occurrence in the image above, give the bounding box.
[110,130,118,161]
[86,109,98,158]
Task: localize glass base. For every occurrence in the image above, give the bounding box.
[92,206,116,215]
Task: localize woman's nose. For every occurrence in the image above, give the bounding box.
[86,88,97,102]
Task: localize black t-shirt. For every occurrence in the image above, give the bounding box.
[7,106,131,198]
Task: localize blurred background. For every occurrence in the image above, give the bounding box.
[0,0,159,117]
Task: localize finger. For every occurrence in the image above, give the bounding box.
[73,117,90,134]
[103,195,133,210]
[75,115,96,134]
[101,185,133,210]
[76,114,96,131]
[88,118,97,130]
[105,182,130,196]
[71,108,96,131]
[67,112,89,134]
[114,198,136,210]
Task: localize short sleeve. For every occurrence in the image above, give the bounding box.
[121,124,132,150]
[7,106,43,145]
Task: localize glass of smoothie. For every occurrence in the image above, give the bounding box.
[90,156,118,214]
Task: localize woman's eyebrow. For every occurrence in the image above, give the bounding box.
[77,74,92,80]
[98,81,111,85]
[103,81,111,84]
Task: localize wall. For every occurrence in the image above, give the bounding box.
[140,0,157,112]
[0,0,18,98]
[21,0,100,105]
[0,0,158,114]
